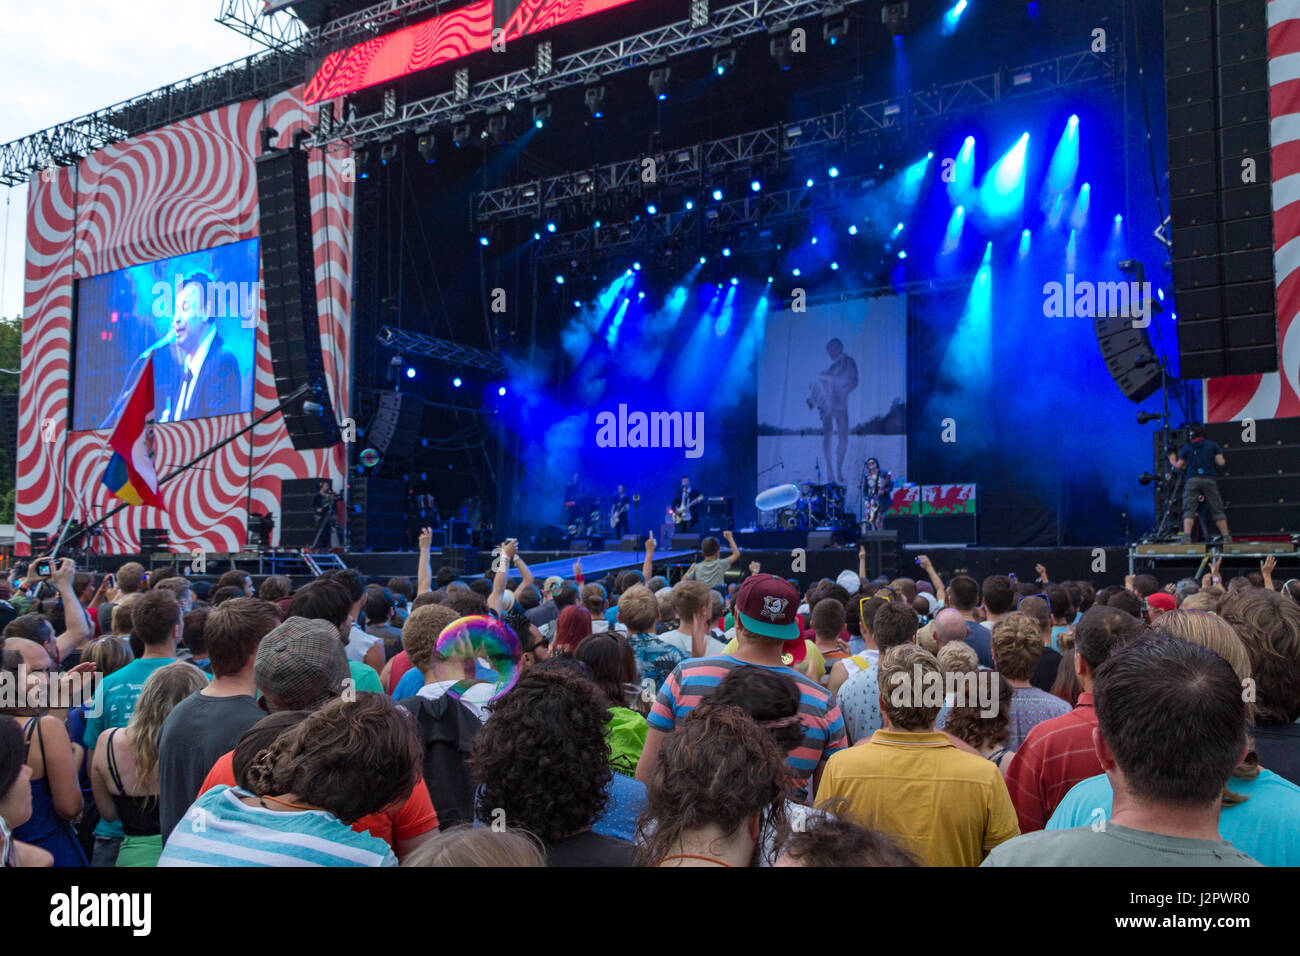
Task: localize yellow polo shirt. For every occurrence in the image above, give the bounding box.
[815,729,1019,866]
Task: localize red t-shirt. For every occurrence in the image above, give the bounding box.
[387,650,415,694]
[198,750,438,847]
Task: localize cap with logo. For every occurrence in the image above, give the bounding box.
[735,573,802,641]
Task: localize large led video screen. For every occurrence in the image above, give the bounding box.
[71,239,259,431]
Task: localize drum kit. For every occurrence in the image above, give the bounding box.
[774,481,851,530]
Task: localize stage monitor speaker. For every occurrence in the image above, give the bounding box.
[807,531,836,550]
[1094,312,1161,403]
[279,477,326,548]
[620,535,644,551]
[255,148,341,450]
[703,497,733,518]
[365,390,425,457]
[670,533,700,551]
[1164,1,1277,379]
[347,477,406,550]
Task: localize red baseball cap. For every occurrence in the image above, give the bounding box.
[735,573,802,641]
[1146,592,1176,612]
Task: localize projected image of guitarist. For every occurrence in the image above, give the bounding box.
[669,476,704,532]
[806,337,858,484]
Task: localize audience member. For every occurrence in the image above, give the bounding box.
[991,613,1072,749]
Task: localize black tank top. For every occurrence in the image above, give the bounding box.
[105,729,162,837]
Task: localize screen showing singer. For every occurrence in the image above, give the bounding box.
[71,239,259,431]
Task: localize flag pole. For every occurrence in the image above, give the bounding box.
[55,383,317,555]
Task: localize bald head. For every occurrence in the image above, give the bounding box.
[933,608,969,647]
[1,637,53,677]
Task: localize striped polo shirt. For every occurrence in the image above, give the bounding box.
[158,786,398,867]
[648,654,848,800]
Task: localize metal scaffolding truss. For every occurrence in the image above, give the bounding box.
[309,0,874,149]
[216,0,308,52]
[0,49,304,186]
[377,326,505,373]
[478,46,1122,225]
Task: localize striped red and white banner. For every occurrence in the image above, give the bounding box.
[1206,0,1300,420]
[15,87,354,555]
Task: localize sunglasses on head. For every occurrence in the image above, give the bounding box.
[1016,593,1049,609]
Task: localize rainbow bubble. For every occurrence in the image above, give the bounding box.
[360,448,381,467]
[435,615,522,700]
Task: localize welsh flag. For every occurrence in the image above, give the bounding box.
[101,355,165,508]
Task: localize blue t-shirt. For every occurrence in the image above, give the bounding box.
[1179,438,1221,477]
[963,621,994,669]
[1046,769,1300,868]
[592,773,647,843]
[393,661,498,699]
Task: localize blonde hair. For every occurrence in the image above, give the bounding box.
[617,585,658,634]
[80,637,133,676]
[1180,591,1219,612]
[991,612,1044,681]
[937,640,978,674]
[400,824,546,867]
[126,662,208,791]
[879,643,942,731]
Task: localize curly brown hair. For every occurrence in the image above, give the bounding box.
[636,703,790,866]
[944,670,1013,752]
[244,695,421,824]
[468,666,611,844]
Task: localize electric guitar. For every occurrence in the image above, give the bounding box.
[609,499,630,528]
[670,493,704,527]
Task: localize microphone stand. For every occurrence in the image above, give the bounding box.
[55,383,317,555]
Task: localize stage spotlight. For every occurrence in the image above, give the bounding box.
[406,367,416,379]
[828,166,839,178]
[416,128,436,163]
[750,179,762,192]
[498,386,507,396]
[831,262,839,270]
[453,377,463,387]
[478,235,490,247]
[722,247,732,257]
[699,255,707,264]
[685,198,695,210]
[730,277,739,285]
[1115,213,1124,224]
[793,267,802,276]
[848,224,858,235]
[713,49,736,75]
[633,261,642,270]
[711,188,724,201]
[486,113,509,145]
[943,0,967,35]
[898,250,908,259]
[646,203,657,215]
[532,103,552,128]
[882,2,909,38]
[892,222,904,236]
[649,67,671,101]
[584,85,607,118]
[546,222,557,233]
[805,177,814,188]
[823,6,849,45]
[453,123,471,148]
[555,274,565,284]
[379,137,398,164]
[355,147,373,179]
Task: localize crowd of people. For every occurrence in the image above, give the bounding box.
[1,536,1298,867]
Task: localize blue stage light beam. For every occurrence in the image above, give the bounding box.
[943,0,968,36]
[978,133,1029,221]
[1045,114,1080,197]
[939,241,994,379]
[1070,182,1091,230]
[942,205,966,254]
[1019,228,1032,256]
[605,296,631,348]
[714,283,738,336]
[947,135,976,206]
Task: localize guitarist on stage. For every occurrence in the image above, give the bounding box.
[669,476,705,532]
[610,484,632,539]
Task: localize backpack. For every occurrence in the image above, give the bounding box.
[397,692,483,829]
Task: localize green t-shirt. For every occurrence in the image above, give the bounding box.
[981,824,1262,867]
[605,706,647,777]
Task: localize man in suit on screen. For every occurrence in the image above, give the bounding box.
[160,273,243,422]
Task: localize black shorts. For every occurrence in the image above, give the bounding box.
[1183,476,1226,522]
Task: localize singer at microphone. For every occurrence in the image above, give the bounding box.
[158,273,242,423]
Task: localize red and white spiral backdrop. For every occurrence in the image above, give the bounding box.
[16,86,353,555]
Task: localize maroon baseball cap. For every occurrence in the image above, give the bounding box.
[735,573,801,641]
[1146,592,1176,612]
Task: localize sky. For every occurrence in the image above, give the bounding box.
[0,0,266,321]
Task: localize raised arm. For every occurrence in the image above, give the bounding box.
[50,558,89,662]
[916,554,946,606]
[514,549,534,591]
[724,529,742,565]
[416,527,433,595]
[642,530,656,582]
[489,540,516,616]
[858,543,867,582]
